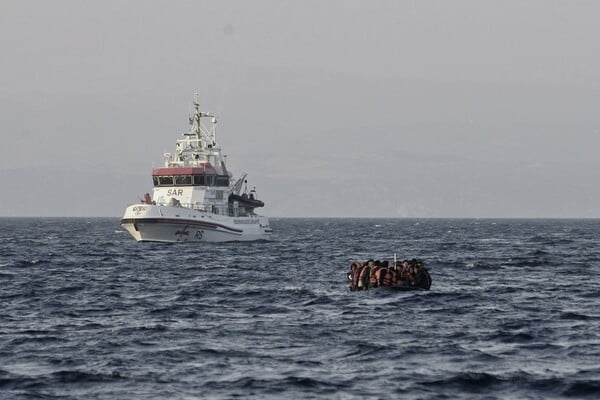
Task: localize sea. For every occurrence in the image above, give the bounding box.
[1,218,600,400]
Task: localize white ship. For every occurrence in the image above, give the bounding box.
[121,94,272,242]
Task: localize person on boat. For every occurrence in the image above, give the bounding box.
[412,265,427,288]
[393,260,402,272]
[348,261,362,282]
[351,262,364,290]
[350,261,373,291]
[369,263,383,288]
[402,266,417,286]
[381,267,399,286]
[402,259,431,289]
[375,267,387,285]
[357,264,371,290]
[413,262,432,290]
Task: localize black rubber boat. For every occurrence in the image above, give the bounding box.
[347,259,432,291]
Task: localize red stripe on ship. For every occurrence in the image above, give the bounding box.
[120,218,243,234]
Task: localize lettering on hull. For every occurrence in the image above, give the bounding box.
[174,226,205,241]
[132,206,147,215]
[175,225,190,240]
[166,189,185,196]
[234,219,259,224]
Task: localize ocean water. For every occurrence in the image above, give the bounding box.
[1,218,600,399]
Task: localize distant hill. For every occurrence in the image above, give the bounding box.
[0,166,147,217]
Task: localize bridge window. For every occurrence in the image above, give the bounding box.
[190,174,227,186]
[216,176,229,187]
[193,175,205,185]
[175,175,192,185]
[158,176,174,186]
[153,177,159,186]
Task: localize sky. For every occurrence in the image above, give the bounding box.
[1,0,599,217]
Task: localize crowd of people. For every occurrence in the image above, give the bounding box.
[347,258,431,291]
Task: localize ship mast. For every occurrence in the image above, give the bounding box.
[187,92,218,149]
[188,93,203,144]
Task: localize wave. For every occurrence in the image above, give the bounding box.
[203,375,348,394]
[560,311,597,321]
[425,371,503,390]
[16,259,47,267]
[0,369,124,391]
[51,370,124,383]
[562,380,600,397]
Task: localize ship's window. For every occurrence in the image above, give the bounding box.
[193,175,205,185]
[216,176,229,187]
[158,176,174,186]
[205,175,215,186]
[175,175,192,185]
[153,176,159,186]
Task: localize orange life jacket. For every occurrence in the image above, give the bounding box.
[352,263,364,289]
[358,266,371,290]
[369,266,382,287]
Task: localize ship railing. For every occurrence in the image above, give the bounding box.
[155,201,226,215]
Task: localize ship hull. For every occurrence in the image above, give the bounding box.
[120,204,271,243]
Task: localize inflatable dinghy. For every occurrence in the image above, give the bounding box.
[347,259,431,291]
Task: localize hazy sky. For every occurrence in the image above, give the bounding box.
[1,0,599,217]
